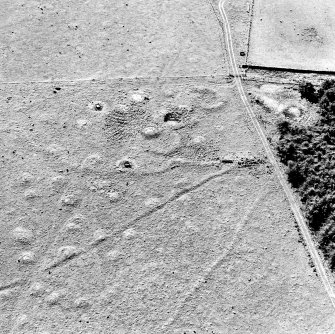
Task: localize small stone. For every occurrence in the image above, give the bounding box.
[18,172,34,186]
[141,126,161,139]
[190,135,205,145]
[144,197,161,208]
[74,297,91,309]
[24,189,39,199]
[132,94,144,102]
[46,144,66,156]
[64,222,82,232]
[174,178,191,189]
[130,92,148,103]
[108,191,120,202]
[45,290,65,305]
[106,249,121,261]
[64,214,86,231]
[177,193,190,202]
[185,221,199,232]
[50,175,67,192]
[113,104,129,113]
[76,119,88,128]
[99,286,118,304]
[81,154,102,170]
[92,229,107,244]
[0,289,14,301]
[79,313,90,323]
[12,227,34,244]
[15,314,29,328]
[29,282,45,297]
[164,120,183,129]
[123,228,137,239]
[18,251,36,264]
[178,105,193,113]
[152,109,168,123]
[286,106,301,118]
[60,193,81,207]
[92,179,112,191]
[164,90,174,98]
[57,246,79,261]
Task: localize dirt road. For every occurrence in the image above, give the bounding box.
[218,0,335,310]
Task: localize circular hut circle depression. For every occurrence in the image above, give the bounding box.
[94,103,103,111]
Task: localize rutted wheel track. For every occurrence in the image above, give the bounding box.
[218,0,335,309]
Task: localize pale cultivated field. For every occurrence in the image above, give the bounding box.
[1,0,335,333]
[248,0,335,71]
[0,0,226,81]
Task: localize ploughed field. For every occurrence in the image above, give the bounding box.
[0,0,226,81]
[248,0,335,72]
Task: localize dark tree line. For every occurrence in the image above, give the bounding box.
[278,79,335,269]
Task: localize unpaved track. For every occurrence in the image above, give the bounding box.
[218,0,335,309]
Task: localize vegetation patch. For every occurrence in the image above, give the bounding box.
[277,80,335,269]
